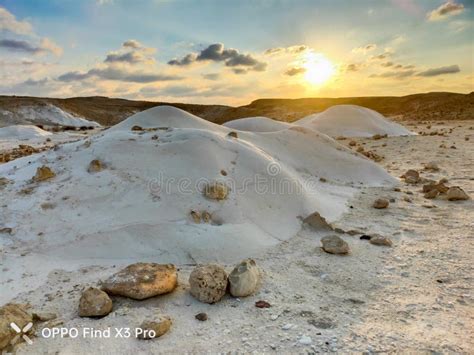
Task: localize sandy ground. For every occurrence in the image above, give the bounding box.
[2,120,473,354]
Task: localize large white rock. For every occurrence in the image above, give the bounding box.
[229,259,260,297]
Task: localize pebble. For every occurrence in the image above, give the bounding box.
[298,335,312,345]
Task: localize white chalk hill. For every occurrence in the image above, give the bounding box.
[223,116,291,132]
[296,105,414,137]
[0,106,396,264]
[0,125,52,140]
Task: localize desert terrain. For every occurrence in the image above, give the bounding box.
[0,98,473,354]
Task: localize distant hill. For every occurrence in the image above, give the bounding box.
[1,92,472,127]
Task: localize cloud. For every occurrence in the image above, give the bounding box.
[123,39,142,49]
[284,67,306,76]
[0,38,62,56]
[0,39,41,54]
[352,44,377,54]
[371,51,393,60]
[0,6,33,35]
[168,43,267,72]
[264,45,308,55]
[23,78,49,86]
[105,51,146,64]
[58,67,182,83]
[417,65,460,77]
[202,73,220,80]
[381,61,394,67]
[427,1,464,21]
[370,70,416,79]
[168,53,197,66]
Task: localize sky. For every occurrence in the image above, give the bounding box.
[0,0,472,105]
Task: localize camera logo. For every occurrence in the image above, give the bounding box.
[10,322,34,345]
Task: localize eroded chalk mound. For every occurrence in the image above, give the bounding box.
[0,125,52,140]
[296,105,414,137]
[223,117,291,132]
[0,106,396,265]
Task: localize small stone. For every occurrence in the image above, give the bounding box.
[402,169,420,184]
[359,235,371,240]
[281,323,293,330]
[201,211,212,223]
[33,165,55,182]
[447,186,469,201]
[195,313,208,321]
[227,131,238,138]
[255,300,271,308]
[131,125,143,131]
[369,235,393,247]
[0,227,13,235]
[298,335,312,345]
[137,316,171,339]
[101,263,177,300]
[229,259,260,297]
[308,317,336,329]
[321,235,349,255]
[190,210,201,223]
[424,189,439,199]
[373,198,389,209]
[32,312,57,322]
[348,140,357,146]
[203,182,229,201]
[88,159,103,173]
[424,162,440,171]
[0,303,32,350]
[189,264,228,304]
[78,287,113,317]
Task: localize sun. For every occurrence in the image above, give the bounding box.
[303,53,335,86]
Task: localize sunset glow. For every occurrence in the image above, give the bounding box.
[303,53,335,86]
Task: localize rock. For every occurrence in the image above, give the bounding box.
[302,211,333,230]
[373,198,389,209]
[190,210,201,223]
[447,187,470,201]
[402,169,420,184]
[369,235,393,247]
[0,227,13,234]
[255,300,271,308]
[321,235,349,255]
[359,235,371,240]
[298,335,312,345]
[79,287,113,317]
[308,317,336,329]
[348,140,357,146]
[372,133,387,140]
[201,211,212,223]
[32,312,57,322]
[424,161,440,171]
[195,313,208,321]
[33,165,55,182]
[88,159,103,173]
[228,259,260,297]
[424,189,439,199]
[0,177,10,189]
[0,303,33,350]
[227,131,238,138]
[101,263,177,300]
[189,264,228,304]
[203,182,229,201]
[137,316,171,339]
[131,125,144,131]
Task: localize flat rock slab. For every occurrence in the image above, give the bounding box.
[101,263,177,300]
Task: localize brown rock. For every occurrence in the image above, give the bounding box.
[190,210,201,223]
[195,313,208,321]
[88,159,103,173]
[201,211,212,223]
[424,161,440,171]
[424,189,439,199]
[33,166,55,182]
[255,300,271,308]
[373,198,389,209]
[0,303,33,350]
[369,235,393,247]
[79,287,113,317]
[447,186,470,201]
[203,182,229,201]
[101,263,177,300]
[227,131,238,138]
[189,264,228,304]
[131,125,144,131]
[321,235,350,255]
[137,316,171,339]
[348,140,357,147]
[402,169,420,184]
